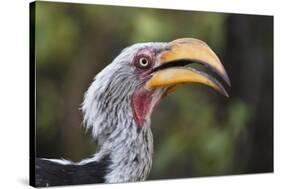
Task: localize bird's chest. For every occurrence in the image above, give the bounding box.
[105,127,153,183]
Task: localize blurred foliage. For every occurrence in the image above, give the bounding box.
[34,1,273,179]
[151,91,251,178]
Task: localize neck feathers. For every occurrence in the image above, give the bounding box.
[82,78,154,183]
[103,120,153,183]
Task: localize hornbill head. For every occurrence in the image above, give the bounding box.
[133,38,230,127]
[83,38,230,144]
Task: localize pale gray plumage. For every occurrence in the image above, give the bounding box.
[81,43,168,182]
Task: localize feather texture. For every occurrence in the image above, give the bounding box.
[35,155,111,187]
[35,42,168,186]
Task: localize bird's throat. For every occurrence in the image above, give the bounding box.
[132,88,162,127]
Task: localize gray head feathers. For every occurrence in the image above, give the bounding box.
[80,42,168,183]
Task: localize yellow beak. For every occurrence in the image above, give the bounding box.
[145,38,230,97]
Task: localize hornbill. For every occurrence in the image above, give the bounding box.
[35,38,230,187]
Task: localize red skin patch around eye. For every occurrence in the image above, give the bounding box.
[133,49,155,77]
[131,48,161,127]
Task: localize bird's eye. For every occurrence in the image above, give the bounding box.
[138,57,150,68]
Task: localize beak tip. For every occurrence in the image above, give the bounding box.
[220,90,229,98]
[219,71,231,87]
[223,88,230,98]
[224,74,231,87]
[216,83,229,98]
[225,93,230,98]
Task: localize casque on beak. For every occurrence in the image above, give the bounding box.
[145,38,231,97]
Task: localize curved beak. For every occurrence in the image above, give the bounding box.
[145,38,230,97]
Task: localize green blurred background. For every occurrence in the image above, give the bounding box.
[33,1,273,180]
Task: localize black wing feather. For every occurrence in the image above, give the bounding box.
[35,155,111,187]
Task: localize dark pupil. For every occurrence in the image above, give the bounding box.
[141,58,147,65]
